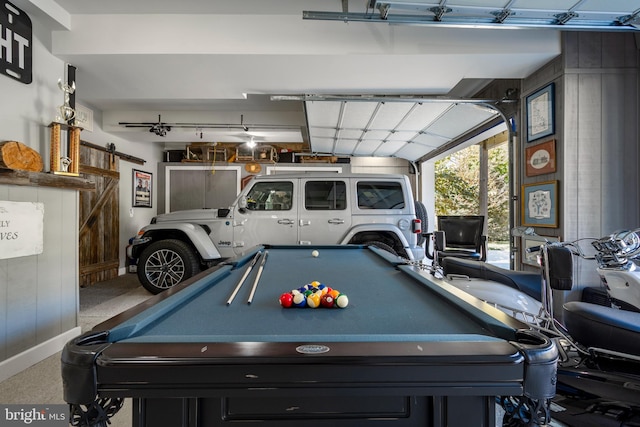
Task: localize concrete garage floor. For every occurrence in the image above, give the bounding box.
[0,273,150,427]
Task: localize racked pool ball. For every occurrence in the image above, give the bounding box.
[320,294,334,308]
[335,294,349,308]
[306,293,321,308]
[279,293,293,308]
[292,292,307,308]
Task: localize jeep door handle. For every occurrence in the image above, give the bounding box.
[328,218,345,224]
[299,220,311,226]
[277,219,295,225]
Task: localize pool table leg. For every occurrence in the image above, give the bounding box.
[69,397,124,426]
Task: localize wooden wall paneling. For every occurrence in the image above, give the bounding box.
[578,32,602,69]
[563,73,579,250]
[59,189,79,332]
[0,186,6,360]
[5,186,38,357]
[563,32,579,69]
[0,183,81,370]
[35,188,64,342]
[576,73,603,287]
[621,70,640,226]
[600,73,627,231]
[602,32,627,68]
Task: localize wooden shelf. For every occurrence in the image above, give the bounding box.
[0,168,96,191]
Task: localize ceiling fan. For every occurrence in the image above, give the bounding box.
[118,114,300,137]
[119,114,172,137]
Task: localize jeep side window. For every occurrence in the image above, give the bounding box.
[246,182,293,211]
[357,182,405,209]
[305,181,346,210]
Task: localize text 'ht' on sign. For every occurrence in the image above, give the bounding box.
[0,1,32,84]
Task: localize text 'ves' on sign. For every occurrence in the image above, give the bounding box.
[0,201,44,260]
[0,1,32,84]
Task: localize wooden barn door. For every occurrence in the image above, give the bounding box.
[78,145,120,286]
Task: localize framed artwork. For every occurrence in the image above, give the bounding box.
[522,180,558,228]
[521,234,560,267]
[525,139,556,176]
[526,83,555,142]
[133,169,153,208]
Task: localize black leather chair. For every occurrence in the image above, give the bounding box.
[428,215,487,263]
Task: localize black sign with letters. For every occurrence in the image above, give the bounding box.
[0,1,32,84]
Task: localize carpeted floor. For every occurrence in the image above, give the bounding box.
[0,273,152,426]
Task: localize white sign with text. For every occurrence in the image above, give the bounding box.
[0,201,44,260]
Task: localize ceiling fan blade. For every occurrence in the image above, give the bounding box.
[118,122,157,126]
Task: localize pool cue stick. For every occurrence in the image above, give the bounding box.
[247,250,268,304]
[226,251,261,305]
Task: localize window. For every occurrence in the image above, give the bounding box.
[357,182,405,209]
[246,182,293,211]
[305,181,346,210]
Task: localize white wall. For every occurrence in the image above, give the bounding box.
[0,9,161,378]
[0,19,79,379]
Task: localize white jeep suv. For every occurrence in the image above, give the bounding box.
[127,173,427,293]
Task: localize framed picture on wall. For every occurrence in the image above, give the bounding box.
[526,83,555,142]
[522,180,558,228]
[133,169,153,208]
[525,139,556,176]
[521,234,560,267]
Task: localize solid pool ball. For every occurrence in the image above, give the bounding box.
[312,250,319,257]
[320,294,334,308]
[279,293,293,308]
[329,289,340,300]
[335,294,349,308]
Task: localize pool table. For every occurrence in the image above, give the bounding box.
[62,245,557,427]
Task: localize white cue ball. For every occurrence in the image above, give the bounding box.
[312,250,319,258]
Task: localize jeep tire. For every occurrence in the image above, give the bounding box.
[137,239,201,294]
[414,201,428,246]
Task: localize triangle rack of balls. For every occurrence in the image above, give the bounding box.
[279,281,349,309]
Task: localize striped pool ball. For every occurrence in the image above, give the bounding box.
[306,293,321,308]
[320,294,334,308]
[292,292,307,308]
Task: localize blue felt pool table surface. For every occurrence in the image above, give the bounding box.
[107,245,515,344]
[62,244,558,427]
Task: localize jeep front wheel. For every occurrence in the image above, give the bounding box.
[137,239,201,294]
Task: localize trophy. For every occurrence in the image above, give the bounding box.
[56,78,76,123]
[50,78,81,175]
